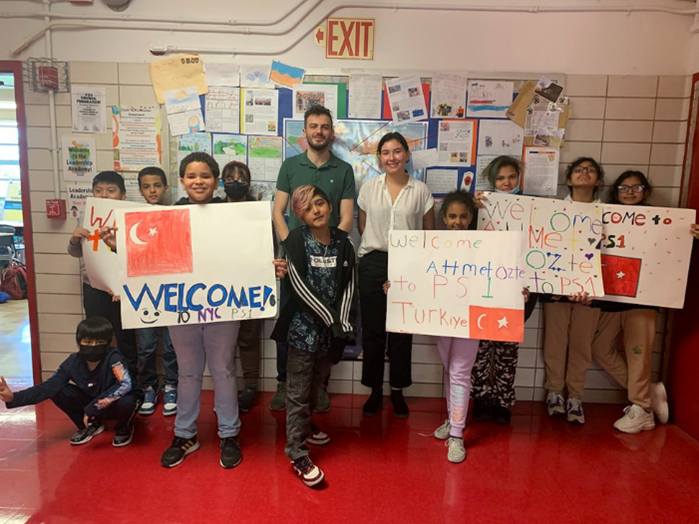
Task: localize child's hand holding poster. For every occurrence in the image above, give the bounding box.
[386,230,525,342]
[115,201,278,329]
[477,193,605,296]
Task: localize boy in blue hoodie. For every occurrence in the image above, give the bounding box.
[0,317,141,447]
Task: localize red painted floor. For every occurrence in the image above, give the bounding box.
[0,391,698,524]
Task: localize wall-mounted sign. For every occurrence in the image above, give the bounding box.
[326,18,375,60]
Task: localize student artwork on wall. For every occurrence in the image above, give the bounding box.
[247,136,283,182]
[599,204,696,309]
[176,133,212,166]
[477,193,605,296]
[386,230,526,342]
[115,202,278,329]
[212,133,247,169]
[467,81,514,118]
[149,54,208,105]
[81,198,147,295]
[269,61,305,88]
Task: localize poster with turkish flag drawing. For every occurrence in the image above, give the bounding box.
[599,204,695,309]
[386,230,526,342]
[81,198,148,295]
[115,202,278,329]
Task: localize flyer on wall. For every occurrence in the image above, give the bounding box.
[292,84,338,121]
[71,85,107,134]
[68,185,92,219]
[437,120,477,166]
[61,136,96,182]
[112,105,162,172]
[240,88,279,136]
[385,75,428,124]
[348,74,383,119]
[522,147,559,196]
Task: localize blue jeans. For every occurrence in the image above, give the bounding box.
[169,321,241,439]
[138,327,178,389]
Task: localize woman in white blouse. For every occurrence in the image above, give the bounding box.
[357,132,435,419]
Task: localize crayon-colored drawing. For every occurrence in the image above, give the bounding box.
[125,208,193,278]
[468,306,524,342]
[601,255,641,297]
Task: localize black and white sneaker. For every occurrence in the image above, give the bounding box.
[292,456,324,487]
[161,436,200,468]
[113,426,134,447]
[70,422,104,446]
[220,436,242,469]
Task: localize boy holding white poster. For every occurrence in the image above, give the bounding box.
[68,171,138,377]
[271,185,356,488]
[135,167,178,418]
[145,153,288,469]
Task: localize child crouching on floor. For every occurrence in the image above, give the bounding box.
[0,317,142,447]
[271,184,356,488]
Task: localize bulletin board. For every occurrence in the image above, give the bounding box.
[155,67,566,204]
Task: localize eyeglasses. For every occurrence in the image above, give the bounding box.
[572,166,598,175]
[617,184,645,193]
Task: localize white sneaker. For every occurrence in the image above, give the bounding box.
[446,437,466,463]
[546,392,565,417]
[566,397,585,425]
[433,419,451,440]
[614,405,655,434]
[650,382,669,424]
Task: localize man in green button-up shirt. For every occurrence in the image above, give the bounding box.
[270,105,356,413]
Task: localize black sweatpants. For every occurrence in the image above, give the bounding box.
[51,384,142,431]
[359,251,413,389]
[83,283,138,378]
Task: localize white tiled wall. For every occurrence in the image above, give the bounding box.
[27,66,689,404]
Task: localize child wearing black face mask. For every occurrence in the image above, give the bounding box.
[0,317,143,447]
[221,161,271,413]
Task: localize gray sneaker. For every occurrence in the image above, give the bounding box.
[446,437,466,463]
[546,392,565,417]
[269,382,286,412]
[314,387,331,413]
[566,397,585,425]
[433,419,451,440]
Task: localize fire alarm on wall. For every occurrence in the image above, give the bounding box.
[46,199,67,220]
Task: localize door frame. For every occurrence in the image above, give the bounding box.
[1,60,41,385]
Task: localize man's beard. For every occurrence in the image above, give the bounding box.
[307,135,331,152]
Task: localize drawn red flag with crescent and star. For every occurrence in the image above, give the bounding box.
[601,255,641,297]
[124,208,193,278]
[469,306,524,342]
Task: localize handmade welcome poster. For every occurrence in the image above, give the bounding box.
[81,198,147,294]
[477,194,605,296]
[115,202,278,329]
[386,231,525,342]
[599,204,695,308]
